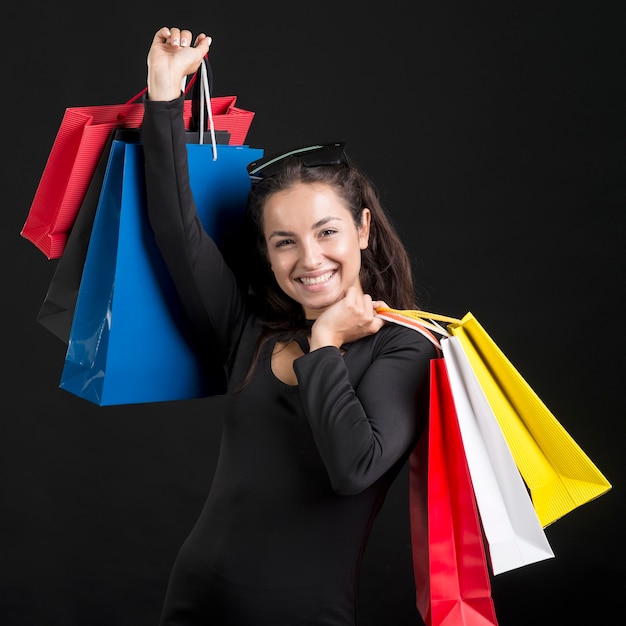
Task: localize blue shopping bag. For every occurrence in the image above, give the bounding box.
[59,139,263,406]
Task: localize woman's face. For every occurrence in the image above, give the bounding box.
[262,182,371,319]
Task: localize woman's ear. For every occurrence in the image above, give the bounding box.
[359,208,371,250]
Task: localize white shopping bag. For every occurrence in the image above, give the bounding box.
[440,335,555,575]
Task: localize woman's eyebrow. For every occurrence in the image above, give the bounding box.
[267,216,344,240]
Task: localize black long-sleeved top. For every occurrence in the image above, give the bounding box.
[142,96,436,626]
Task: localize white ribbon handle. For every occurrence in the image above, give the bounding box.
[198,58,218,160]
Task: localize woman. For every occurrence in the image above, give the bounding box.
[143,26,436,626]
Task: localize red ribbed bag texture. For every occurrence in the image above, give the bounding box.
[410,358,498,626]
[21,94,254,259]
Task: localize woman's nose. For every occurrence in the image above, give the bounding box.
[300,240,323,268]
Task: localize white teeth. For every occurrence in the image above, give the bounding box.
[299,271,334,286]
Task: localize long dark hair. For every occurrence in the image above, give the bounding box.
[245,154,416,331]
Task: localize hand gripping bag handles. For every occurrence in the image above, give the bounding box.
[59,60,263,405]
[21,60,255,259]
[410,357,499,625]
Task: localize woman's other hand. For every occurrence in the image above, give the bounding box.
[309,288,387,350]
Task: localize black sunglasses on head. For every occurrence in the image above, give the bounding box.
[247,142,347,182]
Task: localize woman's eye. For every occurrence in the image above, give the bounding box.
[275,239,294,248]
[320,229,337,237]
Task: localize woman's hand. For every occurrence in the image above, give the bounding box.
[309,288,387,351]
[147,26,212,102]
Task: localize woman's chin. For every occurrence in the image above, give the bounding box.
[299,294,340,317]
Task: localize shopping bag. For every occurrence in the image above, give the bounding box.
[447,312,612,527]
[35,130,124,342]
[378,307,612,528]
[440,335,554,575]
[410,358,498,626]
[21,71,255,259]
[58,138,264,405]
[35,129,231,344]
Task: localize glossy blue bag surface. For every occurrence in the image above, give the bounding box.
[59,140,263,406]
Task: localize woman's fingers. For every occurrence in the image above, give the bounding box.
[152,26,211,52]
[152,26,171,44]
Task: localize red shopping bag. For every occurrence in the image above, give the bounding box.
[21,66,255,259]
[410,358,498,626]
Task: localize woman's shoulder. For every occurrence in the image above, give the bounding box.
[371,320,441,359]
[341,320,441,365]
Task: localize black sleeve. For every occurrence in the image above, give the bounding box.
[141,96,247,361]
[293,327,436,495]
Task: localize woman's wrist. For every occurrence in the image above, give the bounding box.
[147,69,184,102]
[309,330,342,352]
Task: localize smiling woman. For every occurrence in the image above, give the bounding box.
[262,183,371,321]
[141,24,437,626]
[245,141,417,329]
[5,2,624,625]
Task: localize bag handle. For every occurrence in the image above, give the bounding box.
[190,56,214,128]
[197,58,218,159]
[375,306,463,351]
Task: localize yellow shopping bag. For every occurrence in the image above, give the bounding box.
[376,307,612,528]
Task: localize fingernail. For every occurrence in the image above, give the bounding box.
[181,37,188,47]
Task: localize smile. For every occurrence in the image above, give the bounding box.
[298,271,336,286]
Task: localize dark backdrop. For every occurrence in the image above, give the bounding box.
[2,2,624,624]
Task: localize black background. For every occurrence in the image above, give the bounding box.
[2,1,624,624]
